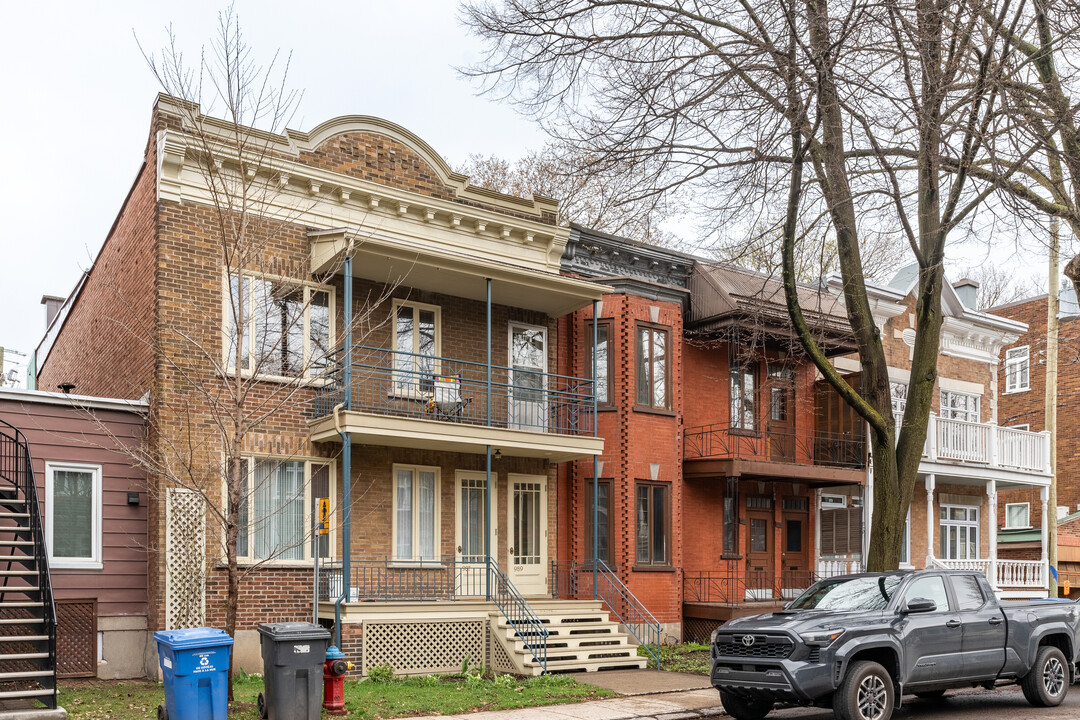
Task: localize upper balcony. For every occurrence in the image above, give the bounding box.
[683,422,867,485]
[907,412,1050,481]
[310,346,603,461]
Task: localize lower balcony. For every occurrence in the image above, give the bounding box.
[683,422,866,484]
[930,558,1047,597]
[309,347,603,461]
[903,412,1051,478]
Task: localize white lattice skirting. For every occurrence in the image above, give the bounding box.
[165,488,206,629]
[362,619,485,676]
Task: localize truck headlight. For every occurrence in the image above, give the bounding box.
[800,630,843,647]
[710,627,722,644]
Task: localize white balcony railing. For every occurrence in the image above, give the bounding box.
[894,412,1051,475]
[931,558,1047,589]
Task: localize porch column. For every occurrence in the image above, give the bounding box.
[925,474,936,567]
[486,279,492,600]
[987,479,997,591]
[1041,485,1050,589]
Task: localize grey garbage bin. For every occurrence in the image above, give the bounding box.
[256,622,332,720]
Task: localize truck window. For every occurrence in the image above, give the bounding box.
[788,575,903,611]
[904,575,951,611]
[949,574,985,610]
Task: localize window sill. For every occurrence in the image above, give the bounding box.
[596,405,617,413]
[50,560,103,571]
[223,369,333,387]
[217,560,328,570]
[388,561,447,569]
[1003,388,1030,394]
[632,564,675,572]
[720,554,743,561]
[728,428,761,438]
[1004,525,1033,531]
[632,405,676,417]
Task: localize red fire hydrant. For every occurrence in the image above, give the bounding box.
[323,645,352,716]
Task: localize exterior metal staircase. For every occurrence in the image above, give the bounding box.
[0,420,58,713]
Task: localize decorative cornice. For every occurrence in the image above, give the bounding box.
[562,225,694,292]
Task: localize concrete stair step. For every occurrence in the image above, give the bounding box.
[499,621,618,638]
[513,633,632,652]
[524,656,648,673]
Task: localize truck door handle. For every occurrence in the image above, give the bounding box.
[988,617,1003,625]
[946,620,961,629]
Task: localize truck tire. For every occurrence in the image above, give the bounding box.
[718,690,773,720]
[834,660,895,720]
[1021,645,1069,707]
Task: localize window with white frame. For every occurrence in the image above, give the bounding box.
[235,457,334,563]
[1005,346,1030,393]
[890,381,908,416]
[940,390,980,423]
[392,300,441,395]
[46,462,102,569]
[225,271,333,378]
[940,504,979,560]
[1005,503,1030,529]
[393,465,440,561]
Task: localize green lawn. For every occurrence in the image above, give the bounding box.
[639,642,712,675]
[60,672,615,720]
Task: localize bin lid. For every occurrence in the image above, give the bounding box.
[257,622,332,641]
[154,627,235,650]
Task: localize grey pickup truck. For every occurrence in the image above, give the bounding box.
[710,569,1080,720]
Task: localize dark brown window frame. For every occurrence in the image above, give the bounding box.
[587,319,615,410]
[729,359,759,433]
[634,479,672,568]
[634,322,672,412]
[584,478,614,565]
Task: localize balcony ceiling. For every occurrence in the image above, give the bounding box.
[310,228,609,317]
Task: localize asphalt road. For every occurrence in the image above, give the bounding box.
[767,684,1080,720]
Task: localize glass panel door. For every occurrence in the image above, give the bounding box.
[456,472,492,597]
[508,475,548,595]
[509,324,547,431]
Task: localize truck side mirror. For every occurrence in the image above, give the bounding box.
[903,597,936,614]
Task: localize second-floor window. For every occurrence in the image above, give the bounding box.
[226,272,333,379]
[1005,346,1030,393]
[393,300,441,395]
[890,381,908,415]
[635,324,670,410]
[1005,502,1030,528]
[587,320,613,407]
[730,362,756,430]
[940,390,980,423]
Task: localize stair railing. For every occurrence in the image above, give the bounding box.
[593,560,663,667]
[0,419,57,709]
[487,558,548,673]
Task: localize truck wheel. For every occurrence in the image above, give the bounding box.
[834,660,894,720]
[718,690,773,720]
[1021,645,1068,707]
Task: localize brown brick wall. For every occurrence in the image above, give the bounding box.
[995,296,1080,523]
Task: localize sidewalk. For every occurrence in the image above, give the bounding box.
[439,673,725,720]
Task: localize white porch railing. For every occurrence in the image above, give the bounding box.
[931,558,1046,589]
[893,412,1051,475]
[817,558,862,578]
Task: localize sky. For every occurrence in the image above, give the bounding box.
[0,0,547,382]
[0,1,1061,386]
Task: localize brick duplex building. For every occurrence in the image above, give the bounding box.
[832,269,1053,597]
[991,285,1080,594]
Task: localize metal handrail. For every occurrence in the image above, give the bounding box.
[487,558,548,673]
[0,418,57,709]
[549,561,662,666]
[683,421,866,468]
[682,566,829,604]
[312,346,596,437]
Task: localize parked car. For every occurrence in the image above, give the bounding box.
[710,570,1080,720]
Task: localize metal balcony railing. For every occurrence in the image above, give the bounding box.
[683,422,866,469]
[683,565,827,603]
[312,347,596,437]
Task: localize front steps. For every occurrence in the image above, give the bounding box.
[491,600,648,675]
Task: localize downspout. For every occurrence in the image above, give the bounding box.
[334,245,354,648]
[486,278,493,601]
[592,301,599,599]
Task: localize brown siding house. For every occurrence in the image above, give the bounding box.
[0,389,149,679]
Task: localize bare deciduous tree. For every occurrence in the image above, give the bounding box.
[463,0,1041,570]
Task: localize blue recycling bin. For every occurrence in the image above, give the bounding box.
[155,627,234,720]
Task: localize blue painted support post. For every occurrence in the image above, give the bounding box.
[592,300,599,600]
[486,279,493,601]
[334,250,354,649]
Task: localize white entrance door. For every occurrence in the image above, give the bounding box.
[455,471,495,598]
[508,474,548,595]
[508,324,547,431]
